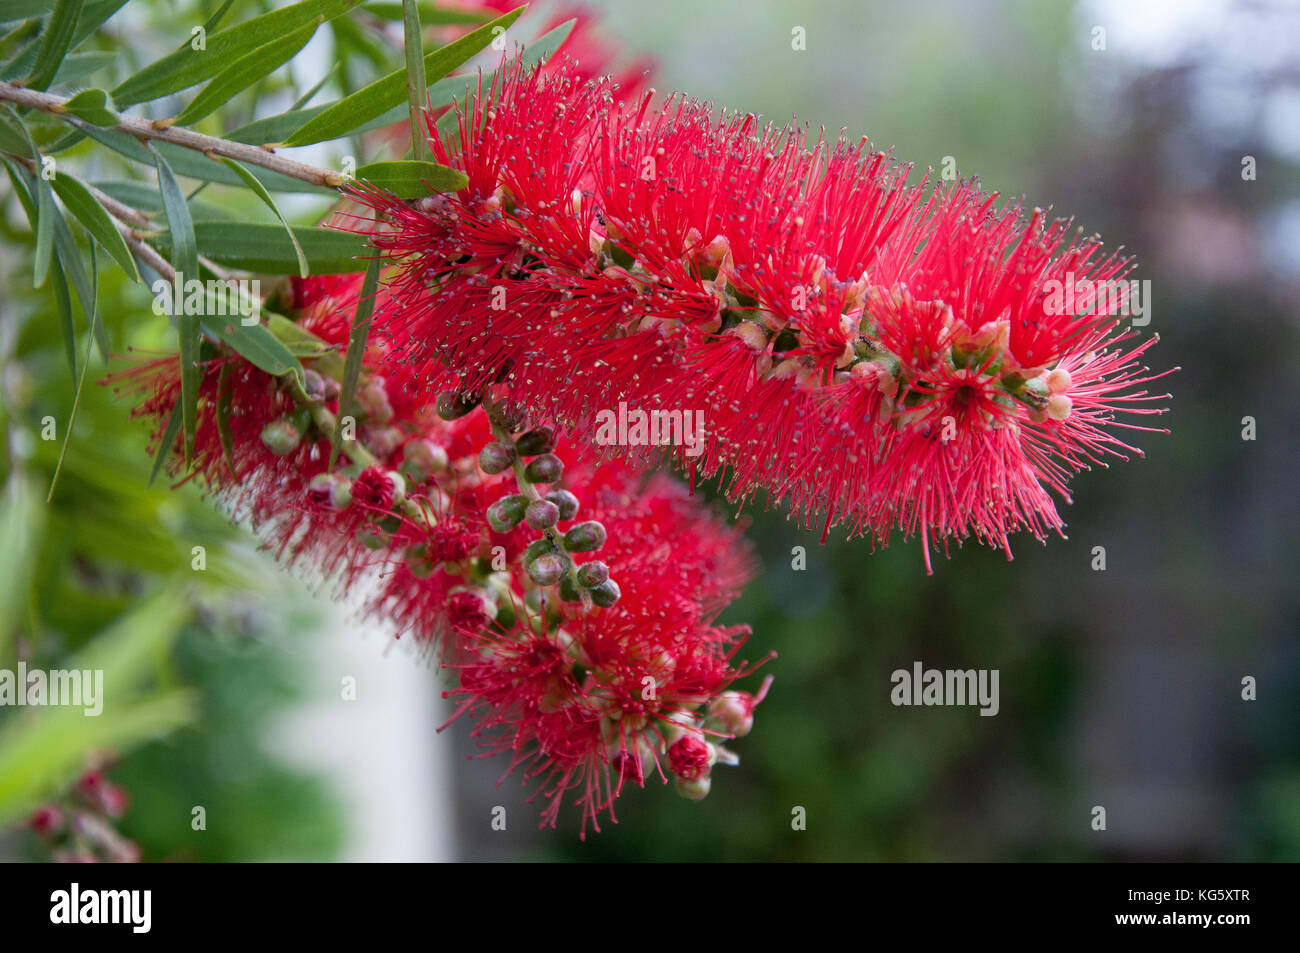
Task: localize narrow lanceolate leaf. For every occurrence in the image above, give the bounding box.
[25,0,82,90]
[281,6,523,147]
[0,108,33,157]
[216,362,236,478]
[112,0,361,107]
[362,2,489,25]
[401,0,431,162]
[201,0,239,33]
[51,51,116,85]
[171,17,323,127]
[149,399,181,485]
[356,160,466,198]
[201,306,303,382]
[47,245,100,501]
[50,259,76,377]
[1,2,55,23]
[332,255,382,469]
[33,170,54,287]
[59,87,119,126]
[151,145,199,466]
[153,222,366,274]
[217,157,308,277]
[50,171,140,281]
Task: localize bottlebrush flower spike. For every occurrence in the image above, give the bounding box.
[350,61,1174,571]
[110,272,769,834]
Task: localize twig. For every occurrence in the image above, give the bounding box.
[0,81,348,189]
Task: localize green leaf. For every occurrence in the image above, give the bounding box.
[171,16,323,127]
[49,259,76,377]
[0,474,43,659]
[25,0,81,90]
[401,0,431,162]
[69,0,129,47]
[362,2,490,25]
[217,157,308,277]
[92,179,231,221]
[201,308,303,381]
[355,159,466,197]
[0,688,196,826]
[0,107,33,157]
[111,0,362,107]
[201,0,239,34]
[152,145,200,466]
[50,50,115,84]
[281,6,523,147]
[50,171,140,281]
[59,86,119,125]
[0,1,55,23]
[149,399,181,485]
[152,222,367,274]
[216,361,236,478]
[46,245,100,502]
[332,255,382,468]
[32,169,54,286]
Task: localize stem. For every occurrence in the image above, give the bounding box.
[0,81,347,189]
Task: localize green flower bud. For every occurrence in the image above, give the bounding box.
[564,520,607,553]
[260,418,301,456]
[436,390,480,420]
[357,380,394,424]
[558,573,582,602]
[524,537,559,563]
[479,441,516,475]
[486,494,528,532]
[675,774,711,801]
[404,439,449,474]
[545,489,579,521]
[575,561,609,588]
[356,528,388,550]
[590,577,621,607]
[525,499,560,529]
[515,426,556,457]
[527,553,567,586]
[523,453,563,484]
[302,369,328,403]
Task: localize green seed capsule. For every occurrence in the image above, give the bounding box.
[590,577,621,607]
[564,520,607,553]
[527,553,567,586]
[576,561,609,588]
[545,489,579,521]
[523,453,563,484]
[436,391,480,420]
[558,573,582,602]
[479,442,516,475]
[486,494,528,532]
[525,499,560,529]
[515,427,556,457]
[260,418,301,456]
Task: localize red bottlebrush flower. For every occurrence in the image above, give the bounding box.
[111,270,771,835]
[348,61,1173,571]
[352,466,397,511]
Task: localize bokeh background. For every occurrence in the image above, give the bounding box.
[1,0,1297,862]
